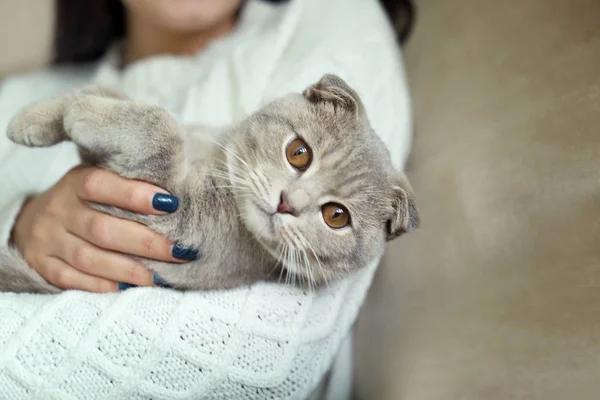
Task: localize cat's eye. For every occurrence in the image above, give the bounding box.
[322,203,350,229]
[286,138,312,171]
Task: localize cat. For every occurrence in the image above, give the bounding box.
[0,74,419,294]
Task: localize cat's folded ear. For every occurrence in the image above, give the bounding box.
[303,74,364,116]
[387,172,420,240]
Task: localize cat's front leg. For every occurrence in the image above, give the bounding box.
[64,95,184,189]
[7,86,128,147]
[8,86,184,190]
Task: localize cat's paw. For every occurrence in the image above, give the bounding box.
[7,121,61,147]
[7,105,66,147]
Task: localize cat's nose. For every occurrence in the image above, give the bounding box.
[277,191,296,215]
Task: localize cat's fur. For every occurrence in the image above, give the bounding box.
[0,74,419,294]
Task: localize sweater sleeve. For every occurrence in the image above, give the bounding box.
[0,74,83,246]
[0,79,40,246]
[0,264,380,399]
[0,80,28,245]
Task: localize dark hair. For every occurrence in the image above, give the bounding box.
[380,0,415,45]
[53,0,415,65]
[54,0,125,64]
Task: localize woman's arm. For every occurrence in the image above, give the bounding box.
[0,73,195,292]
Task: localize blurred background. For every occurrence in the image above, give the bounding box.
[0,0,414,78]
[0,1,54,77]
[2,1,600,399]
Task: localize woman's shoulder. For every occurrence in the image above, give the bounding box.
[262,0,405,97]
[291,0,397,50]
[266,0,402,83]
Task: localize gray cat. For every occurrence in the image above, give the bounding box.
[0,74,419,294]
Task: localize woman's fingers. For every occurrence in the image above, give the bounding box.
[60,233,155,286]
[71,166,179,215]
[38,256,118,293]
[69,209,195,263]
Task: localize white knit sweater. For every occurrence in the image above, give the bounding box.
[0,0,412,398]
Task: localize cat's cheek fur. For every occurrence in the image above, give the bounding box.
[242,200,275,241]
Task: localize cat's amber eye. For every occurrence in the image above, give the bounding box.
[286,138,312,171]
[322,203,350,229]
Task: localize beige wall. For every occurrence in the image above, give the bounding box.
[0,0,54,78]
[353,0,600,399]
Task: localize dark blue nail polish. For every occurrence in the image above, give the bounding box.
[171,243,199,261]
[153,272,171,288]
[152,194,179,213]
[118,282,138,291]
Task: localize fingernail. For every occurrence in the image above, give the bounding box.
[118,282,138,291]
[152,193,179,213]
[153,272,171,288]
[171,243,199,261]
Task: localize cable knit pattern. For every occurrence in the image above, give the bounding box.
[0,264,376,399]
[0,0,411,398]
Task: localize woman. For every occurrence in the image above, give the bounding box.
[0,0,413,397]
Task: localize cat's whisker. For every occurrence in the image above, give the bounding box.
[287,226,316,290]
[282,238,290,286]
[253,170,271,199]
[282,229,312,290]
[284,244,293,286]
[248,174,269,202]
[293,249,303,289]
[225,171,253,185]
[213,145,271,202]
[203,161,251,180]
[293,248,301,289]
[289,232,314,292]
[202,172,252,189]
[204,169,251,184]
[207,176,250,187]
[276,244,286,280]
[216,153,247,172]
[247,148,270,189]
[212,185,251,191]
[295,230,328,289]
[217,161,256,184]
[286,239,294,285]
[288,247,296,287]
[212,187,253,197]
[211,146,272,203]
[282,235,299,287]
[242,166,270,202]
[205,137,255,178]
[300,248,313,293]
[267,242,285,278]
[229,163,264,201]
[214,159,259,190]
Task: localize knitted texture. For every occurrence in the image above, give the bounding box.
[0,261,376,399]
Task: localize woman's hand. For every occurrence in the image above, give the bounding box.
[11,166,193,292]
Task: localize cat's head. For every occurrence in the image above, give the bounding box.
[227,74,419,285]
